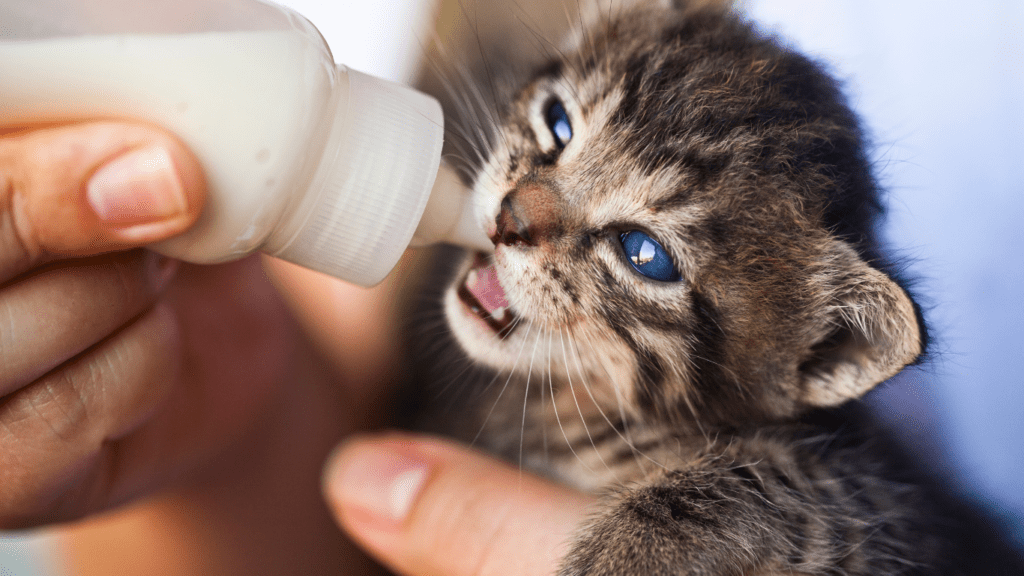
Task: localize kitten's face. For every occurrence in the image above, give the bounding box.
[443,2,922,427]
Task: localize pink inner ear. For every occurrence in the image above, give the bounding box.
[467,259,510,314]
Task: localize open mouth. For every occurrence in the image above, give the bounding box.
[457,253,518,336]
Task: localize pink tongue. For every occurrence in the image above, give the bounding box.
[467,262,509,314]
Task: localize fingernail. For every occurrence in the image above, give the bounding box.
[87,145,187,226]
[145,251,179,292]
[326,442,429,524]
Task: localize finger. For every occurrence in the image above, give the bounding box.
[0,302,181,528]
[323,433,595,576]
[0,121,205,282]
[0,250,177,397]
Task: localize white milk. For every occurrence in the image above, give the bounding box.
[0,30,336,261]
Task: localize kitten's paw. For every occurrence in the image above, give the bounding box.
[558,473,771,576]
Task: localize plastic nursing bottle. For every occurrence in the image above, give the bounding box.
[0,0,490,286]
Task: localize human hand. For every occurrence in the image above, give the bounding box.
[0,121,310,530]
[323,433,596,576]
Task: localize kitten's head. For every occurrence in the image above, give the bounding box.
[440,0,924,428]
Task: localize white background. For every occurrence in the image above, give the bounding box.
[2,0,1021,572]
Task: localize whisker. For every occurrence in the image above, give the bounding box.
[542,329,553,466]
[571,326,670,471]
[583,328,646,474]
[424,48,494,144]
[471,322,534,446]
[545,327,597,475]
[467,315,528,404]
[556,327,611,478]
[456,2,513,161]
[570,327,646,474]
[504,4,588,107]
[519,326,546,483]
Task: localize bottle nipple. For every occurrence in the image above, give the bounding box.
[412,164,493,253]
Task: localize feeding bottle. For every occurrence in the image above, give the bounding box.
[0,0,490,286]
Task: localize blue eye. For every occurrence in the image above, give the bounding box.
[545,99,573,149]
[620,231,681,282]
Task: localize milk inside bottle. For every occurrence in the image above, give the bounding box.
[0,0,489,286]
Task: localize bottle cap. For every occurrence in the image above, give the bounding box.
[269,67,449,286]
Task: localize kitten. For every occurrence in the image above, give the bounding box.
[407,0,1024,573]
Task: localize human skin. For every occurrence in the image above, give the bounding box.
[0,121,389,574]
[323,434,595,576]
[56,256,396,576]
[0,120,594,576]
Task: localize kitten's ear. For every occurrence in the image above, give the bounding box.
[798,252,923,407]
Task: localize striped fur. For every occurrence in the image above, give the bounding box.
[409,0,1024,574]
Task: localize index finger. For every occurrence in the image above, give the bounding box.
[0,121,205,282]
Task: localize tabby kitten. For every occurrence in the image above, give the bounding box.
[410,0,1024,573]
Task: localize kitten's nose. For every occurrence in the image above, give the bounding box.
[492,183,560,247]
[494,194,533,247]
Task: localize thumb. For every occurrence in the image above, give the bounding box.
[0,121,205,281]
[323,433,594,576]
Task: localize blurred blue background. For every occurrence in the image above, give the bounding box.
[2,0,1021,572]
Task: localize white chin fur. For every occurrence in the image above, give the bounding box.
[444,283,529,373]
[443,278,636,404]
